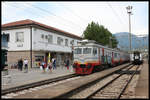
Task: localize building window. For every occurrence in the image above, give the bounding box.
[57,37,63,45]
[70,40,74,45]
[16,32,24,42]
[114,53,117,58]
[65,39,68,46]
[45,35,48,39]
[93,48,97,55]
[41,34,44,39]
[48,35,53,43]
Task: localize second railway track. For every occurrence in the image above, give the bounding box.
[88,65,140,99]
[62,64,141,99]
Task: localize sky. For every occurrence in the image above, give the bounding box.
[2,1,149,37]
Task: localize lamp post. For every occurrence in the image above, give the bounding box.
[126,6,133,53]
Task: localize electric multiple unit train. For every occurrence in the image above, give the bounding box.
[130,51,143,65]
[73,40,130,74]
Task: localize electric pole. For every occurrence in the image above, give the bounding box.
[126,6,133,53]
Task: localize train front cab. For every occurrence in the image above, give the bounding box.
[73,63,95,75]
[73,47,101,75]
[131,51,143,65]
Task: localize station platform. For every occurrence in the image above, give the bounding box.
[135,59,149,98]
[2,66,74,90]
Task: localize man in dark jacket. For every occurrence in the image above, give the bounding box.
[20,58,23,71]
[18,58,23,71]
[66,59,69,70]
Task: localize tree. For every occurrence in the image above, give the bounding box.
[83,21,118,48]
[111,35,118,48]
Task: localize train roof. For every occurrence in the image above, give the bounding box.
[75,39,129,54]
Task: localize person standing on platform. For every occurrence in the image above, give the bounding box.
[52,58,54,69]
[19,58,23,71]
[41,61,46,73]
[47,62,52,73]
[52,57,56,69]
[24,59,28,73]
[66,59,70,70]
[17,59,20,71]
[64,59,66,69]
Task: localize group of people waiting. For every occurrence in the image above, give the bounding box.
[17,58,28,73]
[40,57,56,73]
[17,57,70,73]
[40,57,70,73]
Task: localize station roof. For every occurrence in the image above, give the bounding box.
[2,19,82,40]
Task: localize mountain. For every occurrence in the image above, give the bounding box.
[113,32,148,51]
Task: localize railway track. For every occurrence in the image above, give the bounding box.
[2,63,133,99]
[2,74,78,96]
[88,65,140,99]
[60,64,140,99]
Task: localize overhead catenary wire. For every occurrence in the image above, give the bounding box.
[57,3,89,24]
[3,2,82,35]
[3,3,45,18]
[24,3,85,30]
[2,3,63,24]
[106,2,127,29]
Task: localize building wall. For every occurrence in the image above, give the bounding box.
[2,27,81,52]
[33,27,80,53]
[7,51,31,68]
[2,28,31,51]
[2,26,81,68]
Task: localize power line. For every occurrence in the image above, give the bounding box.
[106,2,127,29]
[24,3,85,30]
[3,3,83,34]
[3,3,44,18]
[57,3,89,24]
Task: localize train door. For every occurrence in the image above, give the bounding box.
[101,48,105,64]
[104,48,108,64]
[93,47,98,61]
[107,50,111,64]
[112,51,114,65]
[98,48,101,64]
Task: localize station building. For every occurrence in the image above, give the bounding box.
[2,19,82,68]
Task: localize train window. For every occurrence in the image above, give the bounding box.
[118,53,120,57]
[93,48,97,55]
[83,48,91,54]
[114,53,117,58]
[74,48,82,54]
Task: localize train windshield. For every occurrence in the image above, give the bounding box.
[74,48,82,54]
[83,48,91,54]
